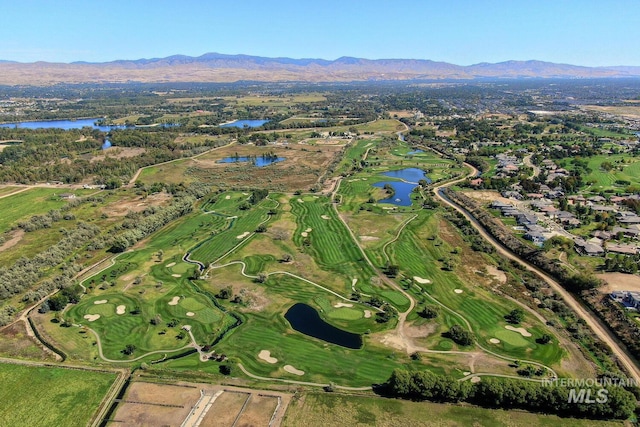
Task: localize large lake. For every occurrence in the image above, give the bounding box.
[373,168,431,207]
[220,119,269,128]
[0,118,124,131]
[284,303,362,349]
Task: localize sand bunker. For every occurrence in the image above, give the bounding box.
[186,312,195,317]
[364,310,372,318]
[84,314,100,322]
[171,274,181,278]
[454,289,463,294]
[93,300,108,305]
[382,207,396,210]
[305,228,312,232]
[258,350,278,364]
[334,302,353,308]
[505,325,532,337]
[321,215,331,220]
[470,377,481,383]
[413,276,431,284]
[301,232,308,237]
[297,199,304,203]
[236,231,250,239]
[489,338,501,344]
[166,262,176,268]
[225,195,231,199]
[463,371,471,376]
[284,365,305,376]
[116,305,126,315]
[168,296,180,306]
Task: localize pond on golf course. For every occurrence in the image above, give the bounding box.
[373,168,431,206]
[284,303,363,349]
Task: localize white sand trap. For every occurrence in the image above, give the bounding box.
[242,192,249,195]
[166,262,176,268]
[334,302,353,308]
[454,289,463,294]
[84,314,100,322]
[463,371,471,376]
[470,377,481,383]
[413,276,431,284]
[116,305,126,315]
[168,296,180,306]
[284,365,305,376]
[321,215,331,220]
[489,338,501,344]
[382,207,395,210]
[94,300,108,305]
[225,195,231,199]
[236,231,250,239]
[364,310,372,318]
[305,228,312,232]
[505,325,532,337]
[172,274,181,278]
[258,350,278,364]
[186,312,195,317]
[301,232,308,237]
[297,199,304,203]
[352,278,358,286]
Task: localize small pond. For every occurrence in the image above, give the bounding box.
[220,119,269,128]
[373,168,431,207]
[284,303,363,349]
[406,149,424,155]
[218,156,285,167]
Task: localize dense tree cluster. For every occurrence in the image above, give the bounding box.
[384,369,636,420]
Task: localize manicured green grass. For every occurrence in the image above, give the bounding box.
[383,211,564,365]
[0,363,116,427]
[282,392,623,427]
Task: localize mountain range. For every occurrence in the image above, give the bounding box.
[1,52,639,85]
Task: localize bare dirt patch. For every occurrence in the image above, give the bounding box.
[105,191,172,218]
[236,394,279,427]
[258,350,278,364]
[359,235,380,241]
[0,229,25,253]
[486,266,507,284]
[405,322,437,339]
[462,190,512,205]
[202,391,248,426]
[599,272,640,293]
[89,147,146,163]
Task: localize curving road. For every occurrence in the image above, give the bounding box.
[433,161,640,384]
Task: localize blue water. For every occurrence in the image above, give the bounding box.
[382,168,430,184]
[220,119,269,128]
[284,303,362,349]
[406,149,424,155]
[101,139,112,150]
[218,156,285,167]
[0,118,125,131]
[373,168,431,206]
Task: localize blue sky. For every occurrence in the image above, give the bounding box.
[1,0,638,66]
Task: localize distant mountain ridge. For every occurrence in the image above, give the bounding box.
[1,53,639,85]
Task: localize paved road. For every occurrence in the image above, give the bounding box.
[433,162,640,384]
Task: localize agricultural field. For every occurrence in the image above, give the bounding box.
[283,392,624,427]
[0,187,70,233]
[0,362,117,427]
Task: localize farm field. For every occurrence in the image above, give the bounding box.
[0,187,69,233]
[282,392,624,427]
[0,362,117,427]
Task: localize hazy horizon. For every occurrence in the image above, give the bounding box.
[1,0,639,67]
